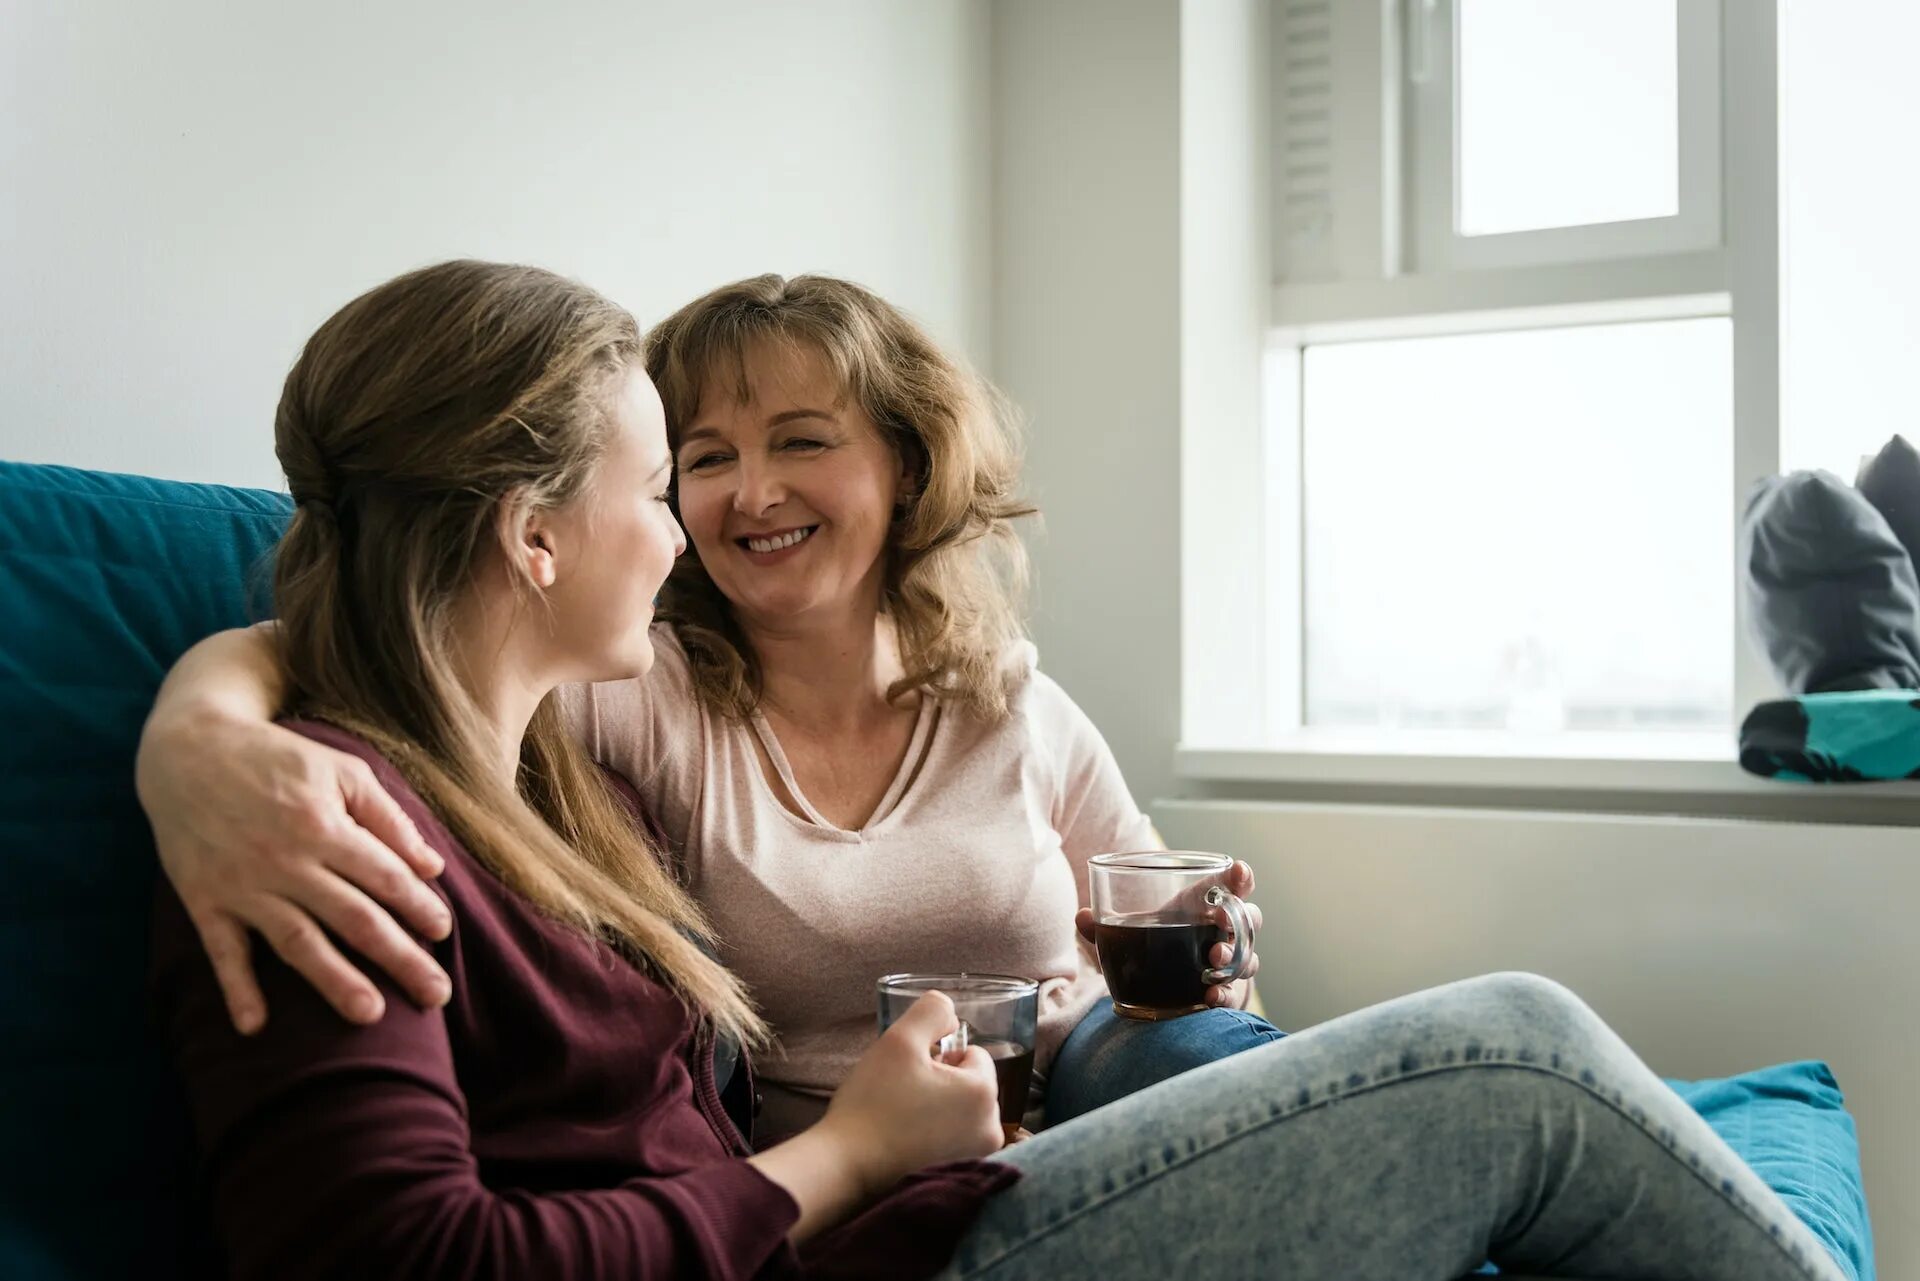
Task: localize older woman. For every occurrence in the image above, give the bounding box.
[139,273,1276,1133]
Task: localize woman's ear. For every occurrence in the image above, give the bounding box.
[495,491,558,590]
[893,434,928,505]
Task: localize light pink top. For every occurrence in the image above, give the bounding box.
[556,625,1155,1135]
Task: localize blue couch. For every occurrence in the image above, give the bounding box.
[0,460,1877,1279]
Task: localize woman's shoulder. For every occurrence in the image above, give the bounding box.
[277,719,455,853]
[997,642,1082,721]
[973,642,1104,751]
[280,716,405,780]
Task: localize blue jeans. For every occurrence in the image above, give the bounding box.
[1045,996,1287,1125]
[942,973,1842,1281]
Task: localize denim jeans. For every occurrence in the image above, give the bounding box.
[1045,996,1287,1125]
[941,973,1843,1281]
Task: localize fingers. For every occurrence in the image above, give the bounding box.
[291,867,452,1010]
[338,757,441,879]
[955,1046,1005,1147]
[1074,907,1096,946]
[889,990,959,1044]
[956,1044,999,1091]
[319,822,452,943]
[1204,969,1256,1009]
[193,908,266,1035]
[1209,954,1264,1005]
[1203,896,1262,941]
[249,897,388,1025]
[1208,937,1264,966]
[1228,859,1256,896]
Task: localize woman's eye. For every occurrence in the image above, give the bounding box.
[782,437,825,453]
[683,452,728,472]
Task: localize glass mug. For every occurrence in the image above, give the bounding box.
[876,973,1038,1127]
[1088,851,1255,1021]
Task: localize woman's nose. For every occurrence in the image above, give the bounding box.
[732,458,784,517]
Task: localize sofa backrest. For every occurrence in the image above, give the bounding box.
[0,461,290,1279]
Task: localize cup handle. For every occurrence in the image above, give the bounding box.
[935,1018,972,1061]
[1200,885,1255,986]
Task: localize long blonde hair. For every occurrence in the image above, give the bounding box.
[272,259,764,1048]
[646,274,1037,721]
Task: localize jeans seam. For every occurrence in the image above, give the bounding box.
[960,1056,1833,1281]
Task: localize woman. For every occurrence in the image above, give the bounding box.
[153,259,1843,1281]
[150,260,1013,1278]
[140,273,1279,1132]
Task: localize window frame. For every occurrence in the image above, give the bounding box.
[1177,0,1782,787]
[1408,0,1724,274]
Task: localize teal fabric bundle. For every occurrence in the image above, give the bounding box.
[1740,688,1920,781]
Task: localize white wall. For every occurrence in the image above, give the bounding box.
[991,0,1184,804]
[0,0,990,489]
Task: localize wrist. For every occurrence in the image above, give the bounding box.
[137,700,232,798]
[807,1113,898,1202]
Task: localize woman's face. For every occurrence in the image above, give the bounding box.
[538,367,685,682]
[673,341,906,629]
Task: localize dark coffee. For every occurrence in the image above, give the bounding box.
[1094,913,1226,1019]
[976,1037,1035,1124]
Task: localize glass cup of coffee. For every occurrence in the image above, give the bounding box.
[876,972,1039,1130]
[1088,851,1256,1021]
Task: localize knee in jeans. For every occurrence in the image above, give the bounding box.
[1464,971,1600,1035]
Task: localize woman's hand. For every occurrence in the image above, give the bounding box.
[1075,859,1265,1010]
[820,991,1006,1189]
[749,991,1003,1242]
[138,705,454,1034]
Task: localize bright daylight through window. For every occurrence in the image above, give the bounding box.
[1301,317,1733,737]
[1458,0,1679,236]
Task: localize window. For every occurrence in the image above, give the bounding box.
[1302,318,1734,736]
[1456,0,1679,236]
[1180,0,1777,774]
[1410,0,1721,272]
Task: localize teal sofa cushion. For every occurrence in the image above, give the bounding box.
[0,461,290,1279]
[1668,1061,1875,1281]
[1477,1061,1873,1279]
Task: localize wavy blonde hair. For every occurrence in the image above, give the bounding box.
[646,274,1037,721]
[273,259,764,1049]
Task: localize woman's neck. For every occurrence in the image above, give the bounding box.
[463,667,545,790]
[448,600,552,791]
[739,597,908,734]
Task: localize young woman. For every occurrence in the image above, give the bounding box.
[139,273,1280,1133]
[151,259,1843,1281]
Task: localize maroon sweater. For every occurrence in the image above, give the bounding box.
[150,720,1016,1280]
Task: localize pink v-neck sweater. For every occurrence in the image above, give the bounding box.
[559,626,1155,1137]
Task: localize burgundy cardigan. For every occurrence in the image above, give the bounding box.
[149,720,1016,1280]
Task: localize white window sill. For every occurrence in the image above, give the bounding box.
[1175,729,1920,797]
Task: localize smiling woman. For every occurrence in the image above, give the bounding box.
[670,341,914,637]
[646,274,1036,723]
[136,270,1272,1147]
